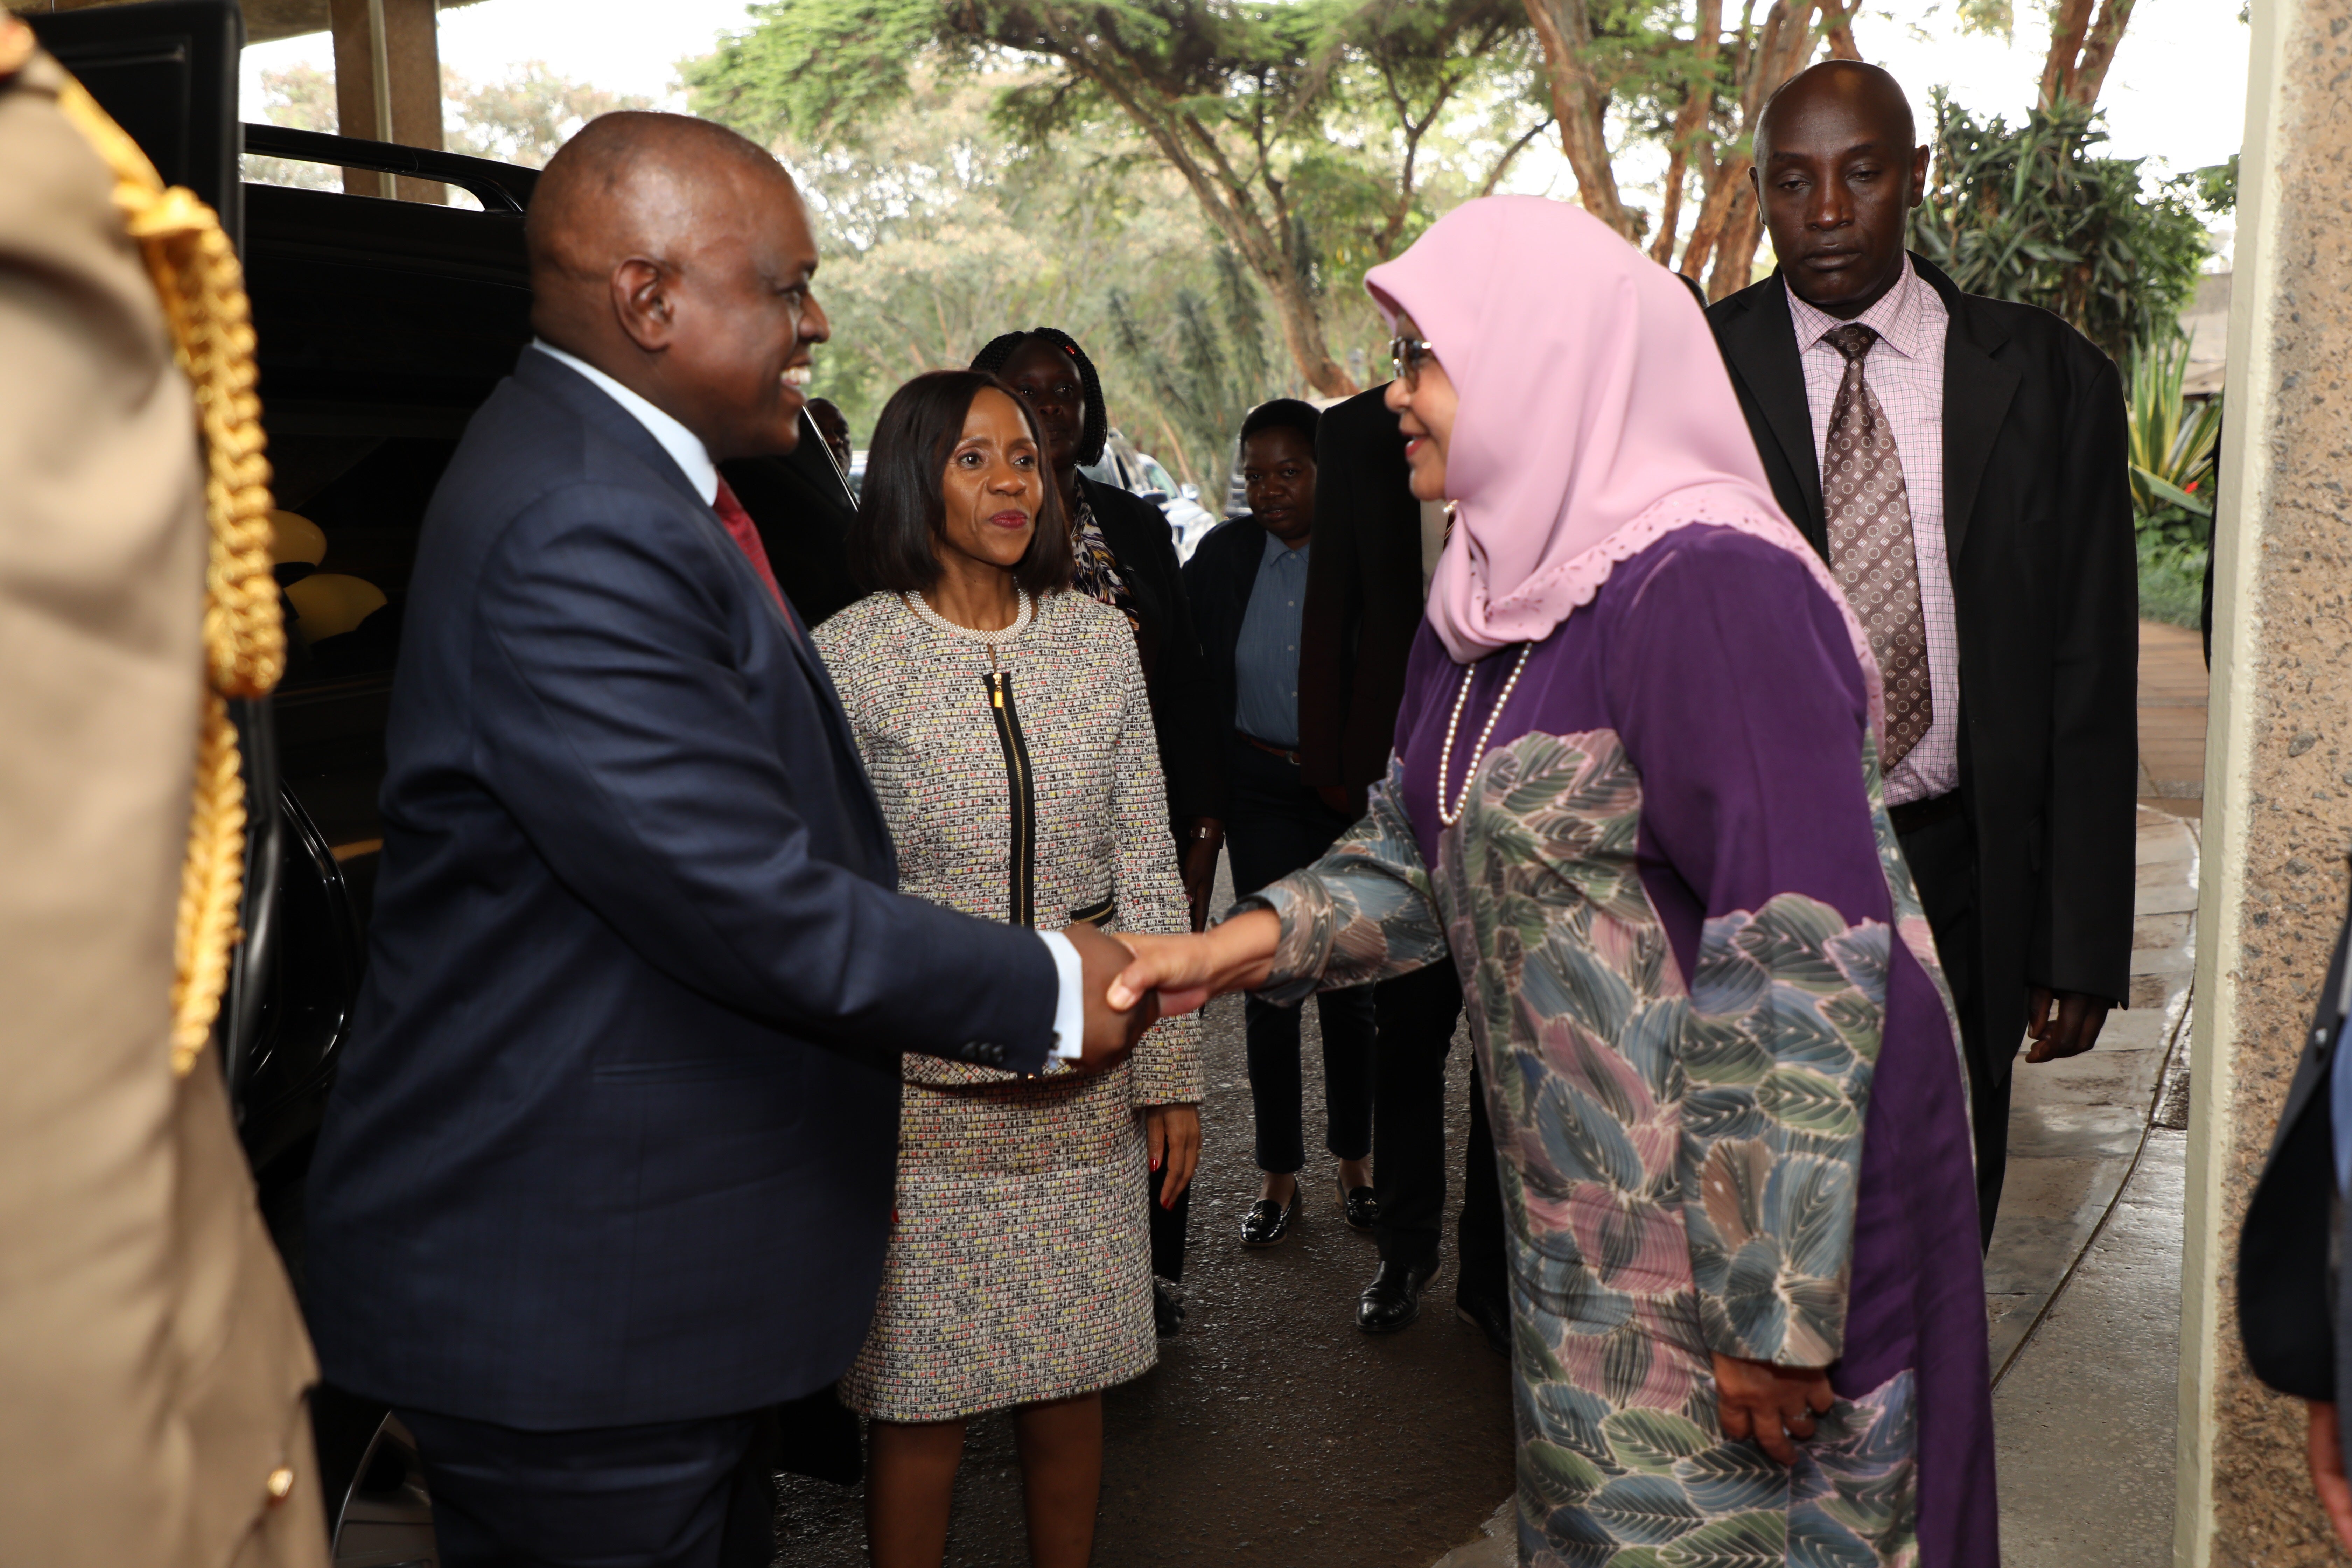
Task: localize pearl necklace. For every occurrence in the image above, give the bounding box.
[901,587,1033,646]
[1436,644,1531,826]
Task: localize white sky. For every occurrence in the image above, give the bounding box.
[240,0,2252,187]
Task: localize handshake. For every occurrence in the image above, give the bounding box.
[1057,906,1285,1074]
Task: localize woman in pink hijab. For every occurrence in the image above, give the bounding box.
[1111,196,1995,1565]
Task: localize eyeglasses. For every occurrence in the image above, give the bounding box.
[1390,334,1438,390]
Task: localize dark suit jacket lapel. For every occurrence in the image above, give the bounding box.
[513,350,882,849]
[1913,254,2018,564]
[1715,281,1825,547]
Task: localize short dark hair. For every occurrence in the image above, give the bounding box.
[970,328,1109,467]
[848,370,1074,599]
[1239,398,1321,451]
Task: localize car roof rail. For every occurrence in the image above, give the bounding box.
[243,124,538,214]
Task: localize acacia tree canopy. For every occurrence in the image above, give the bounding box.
[686,0,1549,396]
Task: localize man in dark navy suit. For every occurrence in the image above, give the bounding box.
[304,113,1144,1568]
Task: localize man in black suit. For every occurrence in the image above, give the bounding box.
[304,113,1142,1568]
[1298,386,1509,1344]
[1707,60,2137,1242]
[2240,904,2352,1553]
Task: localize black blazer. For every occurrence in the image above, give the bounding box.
[723,407,863,630]
[1297,385,1427,805]
[306,350,1057,1431]
[1183,514,1277,744]
[2240,905,2352,1404]
[1709,257,2138,1069]
[1078,472,1222,822]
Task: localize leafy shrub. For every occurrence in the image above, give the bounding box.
[2125,334,2221,628]
[1909,91,2211,362]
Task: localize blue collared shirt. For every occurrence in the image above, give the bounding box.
[1234,531,1310,749]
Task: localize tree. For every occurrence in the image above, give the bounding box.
[2038,0,2134,112]
[442,62,653,168]
[245,64,341,190]
[685,0,1550,397]
[1107,245,1272,490]
[1517,0,1860,298]
[243,62,651,190]
[1907,92,2210,362]
[766,64,1293,469]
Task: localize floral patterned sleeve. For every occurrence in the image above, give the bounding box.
[1108,634,1204,1107]
[1606,531,1902,1370]
[1241,754,1451,1006]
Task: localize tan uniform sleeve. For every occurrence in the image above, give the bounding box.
[0,37,326,1566]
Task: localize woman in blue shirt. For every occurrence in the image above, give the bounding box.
[1184,399,1379,1251]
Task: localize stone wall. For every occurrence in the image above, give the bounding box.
[2180,0,2352,1559]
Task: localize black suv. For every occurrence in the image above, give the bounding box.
[36,4,858,1560]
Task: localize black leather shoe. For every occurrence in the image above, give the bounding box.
[1456,1289,1510,1357]
[1153,1279,1185,1338]
[1240,1178,1301,1247]
[1335,1170,1378,1233]
[1357,1254,1439,1333]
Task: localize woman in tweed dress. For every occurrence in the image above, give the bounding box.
[812,370,1204,1568]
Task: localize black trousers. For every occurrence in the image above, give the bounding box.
[399,1405,777,1568]
[1225,740,1377,1174]
[1896,805,2010,1249]
[1370,959,1507,1306]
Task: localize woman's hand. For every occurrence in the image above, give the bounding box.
[1108,907,1281,1016]
[1145,1105,1201,1206]
[1179,818,1224,933]
[1711,1353,1834,1465]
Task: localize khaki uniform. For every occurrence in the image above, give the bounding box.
[0,25,328,1567]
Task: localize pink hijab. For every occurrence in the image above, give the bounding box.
[1364,196,1883,738]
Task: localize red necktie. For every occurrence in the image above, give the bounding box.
[712,478,801,641]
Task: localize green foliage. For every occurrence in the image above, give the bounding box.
[685,0,1548,392]
[2193,153,2238,215]
[241,62,651,195]
[1106,246,1274,492]
[2124,333,2221,627]
[1909,92,2213,362]
[441,63,653,169]
[767,67,1297,467]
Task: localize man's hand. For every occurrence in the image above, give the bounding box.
[2310,1402,2352,1552]
[1065,919,1156,1074]
[1108,906,1282,1017]
[1712,1353,1834,1465]
[1145,1105,1201,1206]
[2025,986,2113,1064]
[1179,818,1224,933]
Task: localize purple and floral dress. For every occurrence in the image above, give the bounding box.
[1249,526,1996,1567]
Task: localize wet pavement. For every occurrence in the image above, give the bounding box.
[768,947,1516,1566]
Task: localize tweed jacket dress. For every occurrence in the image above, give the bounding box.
[815,588,1205,1421]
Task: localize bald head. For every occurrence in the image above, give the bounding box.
[525,111,830,461]
[1749,59,1928,318]
[1756,61,1914,163]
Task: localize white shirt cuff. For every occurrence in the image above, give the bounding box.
[1039,929,1084,1061]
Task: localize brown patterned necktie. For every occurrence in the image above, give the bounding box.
[1821,322,1930,772]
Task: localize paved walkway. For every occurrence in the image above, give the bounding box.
[1433,624,2207,1566]
[2140,620,2208,818]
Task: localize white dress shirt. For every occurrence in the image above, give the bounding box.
[529,341,1085,1060]
[1784,260,1961,807]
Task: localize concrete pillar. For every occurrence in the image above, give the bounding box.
[327,0,442,202]
[2176,0,2352,1559]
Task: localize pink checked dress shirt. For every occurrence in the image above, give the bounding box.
[1785,257,1958,807]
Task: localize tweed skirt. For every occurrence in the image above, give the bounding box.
[839,1082,1158,1422]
